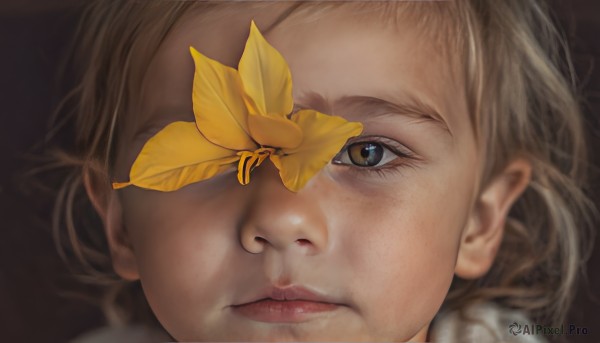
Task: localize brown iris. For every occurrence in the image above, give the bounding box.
[348,142,384,167]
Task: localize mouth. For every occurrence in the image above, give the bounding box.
[230,285,345,323]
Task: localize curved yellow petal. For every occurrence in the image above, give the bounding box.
[190,47,256,150]
[238,21,293,117]
[272,110,363,192]
[114,121,240,191]
[248,112,303,149]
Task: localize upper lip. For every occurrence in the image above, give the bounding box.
[233,285,345,306]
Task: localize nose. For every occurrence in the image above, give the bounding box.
[239,162,328,255]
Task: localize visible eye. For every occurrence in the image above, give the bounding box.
[332,138,407,168]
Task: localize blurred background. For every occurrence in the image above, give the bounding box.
[0,1,598,342]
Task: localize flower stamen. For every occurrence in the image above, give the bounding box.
[236,147,276,185]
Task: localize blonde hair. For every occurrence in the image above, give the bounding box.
[50,0,595,329]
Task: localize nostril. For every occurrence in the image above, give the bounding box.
[295,239,311,246]
[255,236,268,244]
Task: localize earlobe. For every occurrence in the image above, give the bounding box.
[83,163,140,281]
[455,158,532,279]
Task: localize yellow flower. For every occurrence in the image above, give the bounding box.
[113,21,363,192]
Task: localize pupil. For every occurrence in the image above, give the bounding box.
[349,143,384,166]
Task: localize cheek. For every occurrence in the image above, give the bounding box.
[328,163,473,337]
[120,185,243,337]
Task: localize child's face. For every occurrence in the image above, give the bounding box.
[112,5,480,342]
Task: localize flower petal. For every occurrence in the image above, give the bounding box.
[190,46,255,150]
[113,121,239,191]
[248,112,303,149]
[271,110,363,192]
[238,21,293,117]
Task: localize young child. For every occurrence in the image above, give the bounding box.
[54,1,595,342]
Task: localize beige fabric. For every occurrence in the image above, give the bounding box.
[71,324,171,343]
[431,303,548,343]
[71,303,548,342]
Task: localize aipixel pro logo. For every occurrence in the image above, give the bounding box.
[508,322,522,335]
[508,322,589,337]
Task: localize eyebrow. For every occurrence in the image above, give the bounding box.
[295,92,452,136]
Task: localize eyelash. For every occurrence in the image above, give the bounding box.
[331,136,416,178]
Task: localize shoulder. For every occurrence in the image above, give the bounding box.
[430,302,547,343]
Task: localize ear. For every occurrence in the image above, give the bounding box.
[455,158,532,279]
[83,162,140,281]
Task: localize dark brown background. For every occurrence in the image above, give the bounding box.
[0,1,598,342]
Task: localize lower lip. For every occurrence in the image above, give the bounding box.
[232,299,340,323]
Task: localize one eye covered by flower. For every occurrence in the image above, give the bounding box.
[112,21,363,193]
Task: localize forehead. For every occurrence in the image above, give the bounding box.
[266,8,460,118]
[116,2,469,177]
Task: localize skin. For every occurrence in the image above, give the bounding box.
[87,4,532,342]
